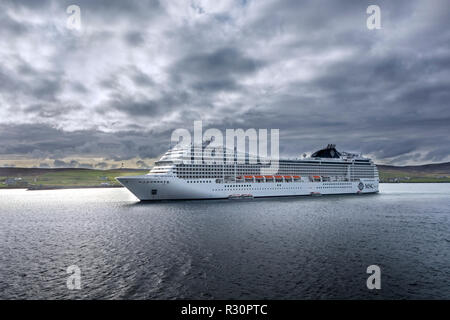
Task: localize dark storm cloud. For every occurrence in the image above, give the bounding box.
[106,93,187,117]
[0,10,29,36]
[0,0,449,165]
[0,123,170,160]
[136,160,150,169]
[53,159,68,167]
[95,162,108,169]
[0,61,64,106]
[175,47,263,78]
[24,104,77,118]
[3,0,162,22]
[124,31,146,47]
[128,66,155,87]
[70,160,80,167]
[172,47,264,92]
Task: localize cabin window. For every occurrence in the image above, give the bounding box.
[151,189,157,195]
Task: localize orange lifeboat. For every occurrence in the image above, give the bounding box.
[293,176,301,179]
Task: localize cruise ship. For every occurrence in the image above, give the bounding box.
[116,143,379,201]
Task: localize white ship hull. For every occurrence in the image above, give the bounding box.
[117,175,379,201]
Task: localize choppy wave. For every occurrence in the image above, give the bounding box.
[0,184,449,299]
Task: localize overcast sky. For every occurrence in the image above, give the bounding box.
[1,0,449,168]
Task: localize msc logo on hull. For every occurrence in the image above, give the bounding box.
[359,182,376,191]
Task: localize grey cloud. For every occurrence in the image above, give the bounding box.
[70,160,80,167]
[0,11,29,37]
[129,68,154,87]
[0,123,169,160]
[70,82,89,94]
[106,90,190,118]
[124,31,146,47]
[24,103,78,118]
[136,160,150,169]
[0,0,449,165]
[176,47,263,78]
[109,97,161,117]
[3,0,163,23]
[172,47,264,92]
[53,159,68,167]
[95,162,108,169]
[425,147,450,163]
[0,62,64,105]
[52,159,85,168]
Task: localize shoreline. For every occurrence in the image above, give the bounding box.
[0,185,126,191]
[26,185,124,191]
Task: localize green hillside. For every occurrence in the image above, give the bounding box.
[378,163,450,183]
[1,161,450,189]
[0,168,148,189]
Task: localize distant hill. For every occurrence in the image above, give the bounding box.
[377,162,450,174]
[0,167,148,189]
[1,162,449,188]
[376,162,450,182]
